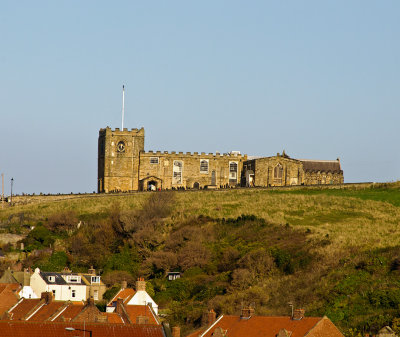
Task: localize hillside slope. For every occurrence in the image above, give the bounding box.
[0,183,400,336]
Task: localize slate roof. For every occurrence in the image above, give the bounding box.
[80,274,105,286]
[300,159,342,173]
[187,315,344,337]
[40,272,85,285]
[0,321,166,337]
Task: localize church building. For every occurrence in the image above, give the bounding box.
[97,127,343,193]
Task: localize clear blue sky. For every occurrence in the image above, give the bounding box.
[1,1,399,194]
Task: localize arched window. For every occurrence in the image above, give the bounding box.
[274,164,283,179]
[200,159,209,173]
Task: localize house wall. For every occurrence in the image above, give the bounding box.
[45,284,86,302]
[127,291,158,314]
[86,283,107,301]
[30,271,47,298]
[30,269,87,302]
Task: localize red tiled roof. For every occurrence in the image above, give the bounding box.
[108,288,135,305]
[52,304,84,322]
[0,284,21,316]
[124,305,159,325]
[0,321,165,337]
[28,302,66,321]
[187,315,344,337]
[8,298,41,320]
[105,312,124,324]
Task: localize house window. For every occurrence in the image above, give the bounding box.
[52,290,56,297]
[172,161,183,184]
[229,162,238,182]
[200,159,209,174]
[150,157,159,164]
[91,276,100,284]
[67,275,81,283]
[48,276,55,283]
[71,289,76,298]
[93,290,99,301]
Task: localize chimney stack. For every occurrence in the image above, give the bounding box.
[292,309,305,320]
[240,307,255,319]
[136,278,146,291]
[88,266,96,275]
[172,326,181,337]
[121,280,128,289]
[40,292,53,304]
[207,309,216,326]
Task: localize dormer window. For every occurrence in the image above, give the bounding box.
[48,276,55,283]
[66,275,81,283]
[91,276,100,284]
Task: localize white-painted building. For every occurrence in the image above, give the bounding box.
[106,278,158,315]
[18,285,38,299]
[127,278,158,314]
[30,268,87,301]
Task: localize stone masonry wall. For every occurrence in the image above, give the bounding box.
[98,127,144,192]
[139,151,246,190]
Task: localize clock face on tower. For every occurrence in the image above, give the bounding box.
[117,141,125,153]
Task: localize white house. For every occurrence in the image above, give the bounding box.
[30,268,87,301]
[18,285,38,299]
[127,278,158,314]
[106,278,158,315]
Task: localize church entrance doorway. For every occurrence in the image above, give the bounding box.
[147,180,157,191]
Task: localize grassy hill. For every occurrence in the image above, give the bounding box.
[1,182,400,336]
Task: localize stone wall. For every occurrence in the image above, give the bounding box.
[245,156,304,187]
[98,127,343,192]
[139,151,246,190]
[243,155,344,187]
[98,127,144,192]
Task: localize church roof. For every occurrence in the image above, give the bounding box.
[300,159,342,173]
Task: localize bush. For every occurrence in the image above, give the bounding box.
[36,251,69,272]
[23,225,55,251]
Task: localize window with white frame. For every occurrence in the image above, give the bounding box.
[48,276,55,283]
[52,290,56,297]
[150,157,159,164]
[91,276,100,284]
[93,290,99,301]
[229,162,238,181]
[172,160,183,184]
[71,289,76,298]
[67,275,81,283]
[200,159,209,174]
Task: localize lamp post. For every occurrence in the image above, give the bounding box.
[10,178,13,205]
[65,327,92,337]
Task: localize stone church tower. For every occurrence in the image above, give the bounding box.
[98,127,144,193]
